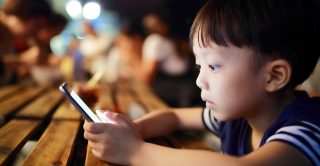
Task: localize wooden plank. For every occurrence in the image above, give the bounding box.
[0,120,41,165]
[23,120,81,166]
[115,87,137,116]
[115,85,148,121]
[131,82,213,150]
[168,132,213,150]
[130,81,167,111]
[0,85,21,101]
[0,86,45,118]
[52,101,81,120]
[96,84,115,111]
[15,90,63,119]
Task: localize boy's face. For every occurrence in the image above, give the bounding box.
[193,39,268,121]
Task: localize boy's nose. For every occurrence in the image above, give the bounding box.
[196,71,208,90]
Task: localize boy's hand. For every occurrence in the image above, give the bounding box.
[83,111,143,165]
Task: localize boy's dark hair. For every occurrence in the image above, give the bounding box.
[190,0,320,88]
[1,0,52,20]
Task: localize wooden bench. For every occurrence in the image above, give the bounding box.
[0,82,216,166]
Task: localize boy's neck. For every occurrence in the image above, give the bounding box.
[246,90,297,149]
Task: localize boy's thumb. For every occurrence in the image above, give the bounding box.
[96,110,116,124]
[96,110,133,127]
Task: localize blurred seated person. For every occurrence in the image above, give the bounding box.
[0,0,53,85]
[26,12,67,85]
[141,10,200,107]
[18,12,67,79]
[79,22,113,76]
[33,12,67,66]
[102,18,145,83]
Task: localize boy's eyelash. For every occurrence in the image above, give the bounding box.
[208,64,219,70]
[195,64,201,70]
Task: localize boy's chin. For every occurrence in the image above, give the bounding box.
[211,110,238,122]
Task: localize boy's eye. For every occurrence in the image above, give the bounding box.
[208,64,219,71]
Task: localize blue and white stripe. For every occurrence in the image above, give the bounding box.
[267,121,320,166]
[202,107,220,135]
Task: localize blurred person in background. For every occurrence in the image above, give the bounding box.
[79,22,113,78]
[19,12,68,84]
[33,12,67,66]
[102,18,145,83]
[61,35,86,82]
[0,0,53,85]
[27,12,68,85]
[141,10,200,107]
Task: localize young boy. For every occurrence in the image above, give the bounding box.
[83,0,320,165]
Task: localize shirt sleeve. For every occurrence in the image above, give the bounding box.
[266,121,320,166]
[142,34,162,61]
[202,107,220,136]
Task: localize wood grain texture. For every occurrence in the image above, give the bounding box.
[52,101,82,120]
[0,85,21,102]
[16,90,63,119]
[23,120,80,166]
[0,86,45,118]
[97,84,115,111]
[130,81,167,111]
[115,86,139,116]
[131,81,213,150]
[168,132,212,150]
[0,120,41,165]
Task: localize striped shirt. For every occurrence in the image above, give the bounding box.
[202,91,320,165]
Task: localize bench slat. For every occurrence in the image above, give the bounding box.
[97,84,114,111]
[0,120,41,165]
[131,82,167,111]
[116,87,143,116]
[0,86,45,118]
[52,101,82,120]
[0,85,21,101]
[23,120,81,166]
[16,90,63,119]
[168,132,213,150]
[131,82,213,150]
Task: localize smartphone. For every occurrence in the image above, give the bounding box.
[59,82,101,122]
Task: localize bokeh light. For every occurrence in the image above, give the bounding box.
[83,2,101,20]
[65,0,82,19]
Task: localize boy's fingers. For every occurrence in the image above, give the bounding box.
[88,141,102,150]
[96,110,133,127]
[113,113,135,127]
[84,131,99,142]
[96,110,117,124]
[83,120,111,133]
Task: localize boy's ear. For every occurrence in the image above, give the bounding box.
[264,59,291,92]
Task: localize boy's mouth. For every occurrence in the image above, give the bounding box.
[201,96,215,108]
[205,101,214,108]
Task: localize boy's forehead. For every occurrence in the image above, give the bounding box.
[192,37,226,55]
[193,38,258,63]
